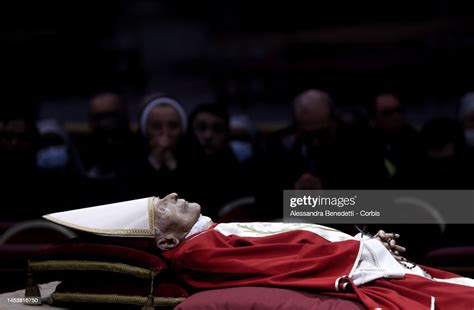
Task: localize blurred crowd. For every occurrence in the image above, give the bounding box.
[1,89,474,258]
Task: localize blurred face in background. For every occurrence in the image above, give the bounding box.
[373,94,405,134]
[293,90,333,147]
[192,112,228,155]
[146,105,183,151]
[89,93,129,147]
[462,110,474,129]
[0,118,37,170]
[0,119,34,155]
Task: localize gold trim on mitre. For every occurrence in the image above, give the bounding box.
[43,197,156,238]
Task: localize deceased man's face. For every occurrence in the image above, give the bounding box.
[154,193,201,250]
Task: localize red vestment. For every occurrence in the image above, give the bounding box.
[163,226,474,309]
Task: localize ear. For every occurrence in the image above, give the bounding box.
[156,236,180,251]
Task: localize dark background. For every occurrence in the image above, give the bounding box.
[2,0,474,126]
[1,0,474,294]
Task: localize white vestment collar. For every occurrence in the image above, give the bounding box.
[185,215,213,238]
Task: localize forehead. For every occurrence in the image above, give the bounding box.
[375,95,400,110]
[464,110,474,119]
[90,95,121,114]
[156,198,178,214]
[148,105,180,123]
[155,197,171,210]
[193,112,225,124]
[5,119,29,133]
[295,104,331,131]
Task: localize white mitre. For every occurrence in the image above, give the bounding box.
[43,197,156,238]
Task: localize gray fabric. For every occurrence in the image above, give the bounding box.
[0,282,65,309]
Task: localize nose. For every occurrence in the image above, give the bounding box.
[166,193,178,201]
[161,128,171,137]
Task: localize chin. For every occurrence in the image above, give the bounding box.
[189,202,201,214]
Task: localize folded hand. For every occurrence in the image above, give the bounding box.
[374,230,407,262]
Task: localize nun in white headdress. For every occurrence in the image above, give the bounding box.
[130,94,188,198]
